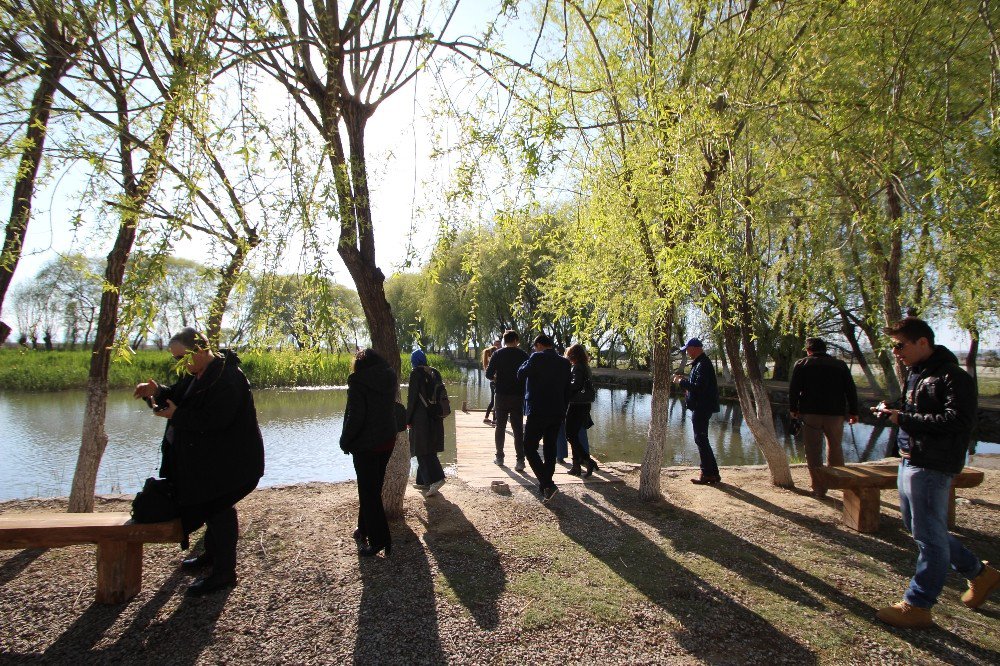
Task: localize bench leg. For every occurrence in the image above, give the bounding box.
[842,488,880,533]
[96,541,142,604]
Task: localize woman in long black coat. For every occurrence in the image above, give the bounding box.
[406,349,446,496]
[565,343,598,478]
[134,327,265,596]
[340,348,398,557]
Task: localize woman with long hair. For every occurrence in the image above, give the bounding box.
[482,342,498,424]
[565,343,599,478]
[340,349,398,557]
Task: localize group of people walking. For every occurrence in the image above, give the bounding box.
[132,316,999,630]
[484,331,599,500]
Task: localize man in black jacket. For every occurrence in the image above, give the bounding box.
[517,334,571,500]
[672,338,721,484]
[485,330,530,470]
[134,328,265,596]
[788,337,859,496]
[875,317,998,628]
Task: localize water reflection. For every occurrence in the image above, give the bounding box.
[0,368,995,501]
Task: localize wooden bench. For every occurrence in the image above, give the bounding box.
[0,513,182,604]
[814,464,985,534]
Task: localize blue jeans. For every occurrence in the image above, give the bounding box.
[691,409,719,477]
[898,459,982,608]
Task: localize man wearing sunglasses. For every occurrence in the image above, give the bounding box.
[874,317,997,628]
[133,327,265,596]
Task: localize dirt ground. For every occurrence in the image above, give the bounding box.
[1,463,998,665]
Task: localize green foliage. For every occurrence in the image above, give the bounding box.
[0,349,462,391]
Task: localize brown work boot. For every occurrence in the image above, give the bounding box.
[962,562,1000,610]
[876,601,933,629]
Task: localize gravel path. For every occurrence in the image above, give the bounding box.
[1,463,998,664]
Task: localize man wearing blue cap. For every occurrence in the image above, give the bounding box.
[672,338,722,484]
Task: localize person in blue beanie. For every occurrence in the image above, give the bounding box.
[406,349,447,497]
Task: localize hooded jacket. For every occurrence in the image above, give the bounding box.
[340,362,399,454]
[897,345,978,474]
[157,350,265,507]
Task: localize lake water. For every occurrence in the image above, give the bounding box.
[1,369,996,500]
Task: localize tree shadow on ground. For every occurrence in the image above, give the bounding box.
[423,496,505,630]
[354,522,445,665]
[0,548,46,587]
[597,482,1000,665]
[547,490,818,664]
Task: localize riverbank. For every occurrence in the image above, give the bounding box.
[2,465,998,664]
[0,349,461,391]
[587,367,1000,442]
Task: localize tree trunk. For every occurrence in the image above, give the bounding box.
[69,95,179,512]
[639,316,673,501]
[720,294,794,488]
[0,49,73,338]
[330,108,408,519]
[205,237,257,346]
[966,327,979,383]
[840,308,884,399]
[882,175,906,388]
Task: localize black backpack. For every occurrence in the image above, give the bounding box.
[418,367,452,418]
[131,477,180,523]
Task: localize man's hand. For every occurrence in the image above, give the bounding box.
[153,399,177,419]
[848,414,858,424]
[672,374,684,385]
[133,378,158,400]
[790,411,799,419]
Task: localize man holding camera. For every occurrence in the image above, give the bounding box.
[874,317,998,628]
[788,337,859,497]
[672,338,721,485]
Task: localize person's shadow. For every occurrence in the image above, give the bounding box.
[593,482,1000,665]
[547,489,819,664]
[423,496,505,629]
[354,523,446,665]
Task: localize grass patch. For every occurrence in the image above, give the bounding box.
[0,348,460,391]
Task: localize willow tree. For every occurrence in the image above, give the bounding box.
[65,0,223,511]
[0,0,82,344]
[231,0,461,517]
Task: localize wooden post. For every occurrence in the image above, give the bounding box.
[96,541,142,604]
[842,488,881,533]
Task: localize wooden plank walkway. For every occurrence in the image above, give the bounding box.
[454,408,624,489]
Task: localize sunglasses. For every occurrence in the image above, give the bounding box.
[890,340,910,351]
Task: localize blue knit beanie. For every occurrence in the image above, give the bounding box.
[410,349,428,368]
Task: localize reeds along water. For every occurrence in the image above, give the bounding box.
[0,349,462,391]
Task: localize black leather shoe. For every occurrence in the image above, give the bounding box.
[358,543,392,558]
[584,459,599,479]
[566,465,582,476]
[180,553,213,570]
[186,572,236,596]
[691,475,722,485]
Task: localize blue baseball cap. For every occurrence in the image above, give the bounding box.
[679,338,704,350]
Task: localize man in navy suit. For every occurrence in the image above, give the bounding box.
[517,334,571,500]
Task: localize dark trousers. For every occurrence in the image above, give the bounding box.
[565,404,593,466]
[524,415,562,490]
[353,450,393,548]
[181,480,257,576]
[204,506,238,575]
[494,394,525,462]
[691,409,719,477]
[485,381,497,419]
[415,453,445,485]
